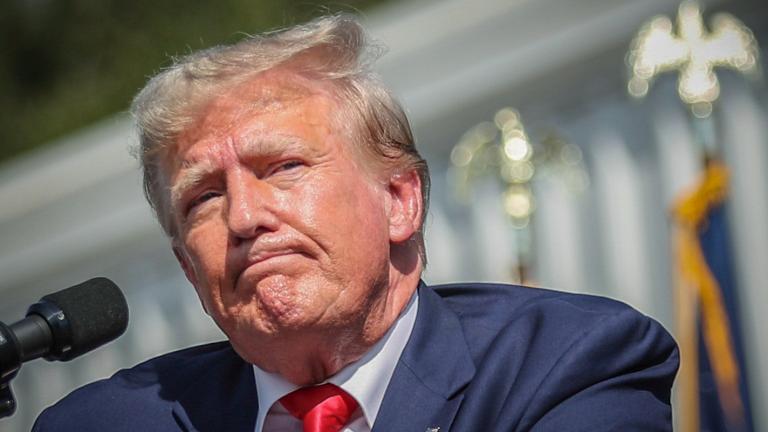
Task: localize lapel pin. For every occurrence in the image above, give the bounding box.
[426,428,440,432]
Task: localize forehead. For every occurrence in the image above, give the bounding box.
[185,73,328,142]
[164,71,350,166]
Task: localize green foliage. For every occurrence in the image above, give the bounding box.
[0,0,390,163]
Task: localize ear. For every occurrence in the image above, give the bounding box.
[173,244,199,288]
[387,170,423,243]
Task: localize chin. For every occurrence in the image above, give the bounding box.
[219,295,316,338]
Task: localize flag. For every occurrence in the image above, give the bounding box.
[672,161,754,432]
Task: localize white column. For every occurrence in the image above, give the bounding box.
[533,178,587,293]
[423,202,464,284]
[650,99,701,205]
[589,128,654,313]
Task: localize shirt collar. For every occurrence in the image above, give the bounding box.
[252,291,419,432]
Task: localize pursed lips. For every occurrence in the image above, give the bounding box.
[230,242,310,288]
[249,249,301,265]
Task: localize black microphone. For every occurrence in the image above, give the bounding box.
[0,278,129,417]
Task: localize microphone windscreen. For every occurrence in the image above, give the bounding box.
[41,278,129,361]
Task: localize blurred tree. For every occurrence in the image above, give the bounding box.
[0,0,392,163]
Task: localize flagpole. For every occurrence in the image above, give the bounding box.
[674,266,699,432]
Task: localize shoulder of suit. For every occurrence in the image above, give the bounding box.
[115,340,239,386]
[430,282,639,323]
[32,341,238,430]
[427,282,670,359]
[424,284,677,430]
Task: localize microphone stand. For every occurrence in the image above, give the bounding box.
[0,382,15,418]
[0,321,21,418]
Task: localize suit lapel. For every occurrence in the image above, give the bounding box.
[171,347,258,432]
[373,283,475,432]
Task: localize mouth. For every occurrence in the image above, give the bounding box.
[250,249,299,264]
[233,248,311,287]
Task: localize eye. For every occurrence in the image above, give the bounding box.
[275,160,304,172]
[267,160,306,178]
[186,190,220,214]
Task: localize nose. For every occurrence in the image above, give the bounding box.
[226,168,280,241]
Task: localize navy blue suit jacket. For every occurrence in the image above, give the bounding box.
[33,283,678,431]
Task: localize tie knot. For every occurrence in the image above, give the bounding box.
[279,383,359,432]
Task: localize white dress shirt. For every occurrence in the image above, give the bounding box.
[253,292,419,432]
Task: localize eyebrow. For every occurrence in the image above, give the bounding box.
[170,159,217,211]
[169,134,310,209]
[240,133,308,158]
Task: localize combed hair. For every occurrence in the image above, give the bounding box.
[131,14,430,260]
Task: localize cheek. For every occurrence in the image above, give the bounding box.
[184,224,229,291]
[301,179,379,228]
[325,183,389,257]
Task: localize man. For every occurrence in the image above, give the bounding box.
[34,14,678,431]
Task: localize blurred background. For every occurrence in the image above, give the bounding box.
[1,0,766,430]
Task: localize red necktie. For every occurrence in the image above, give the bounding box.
[279,383,359,432]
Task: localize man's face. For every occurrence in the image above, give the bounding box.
[165,73,397,363]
